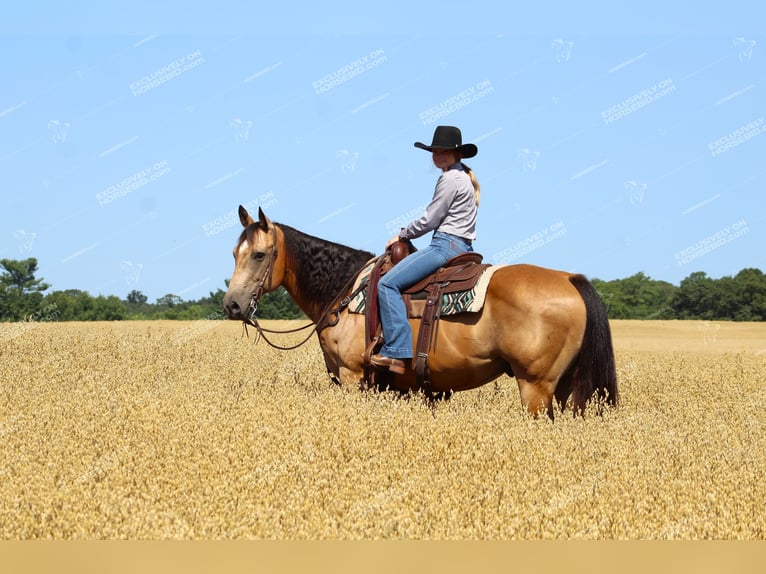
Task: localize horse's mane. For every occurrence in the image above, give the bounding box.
[276,223,375,310]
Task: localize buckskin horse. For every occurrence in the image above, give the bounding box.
[222,205,618,417]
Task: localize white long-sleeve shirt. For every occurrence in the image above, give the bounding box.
[400,163,478,242]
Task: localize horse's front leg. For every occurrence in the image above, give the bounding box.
[320,344,365,389]
[320,350,342,386]
[319,313,367,390]
[324,351,364,390]
[339,365,366,389]
[320,358,364,389]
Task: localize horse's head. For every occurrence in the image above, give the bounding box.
[222,205,284,322]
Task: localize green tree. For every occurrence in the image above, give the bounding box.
[44,289,97,321]
[124,289,151,319]
[592,272,675,319]
[0,258,51,320]
[731,268,766,321]
[126,290,148,305]
[672,269,766,321]
[672,272,717,320]
[90,295,127,320]
[156,294,183,307]
[42,290,81,321]
[193,287,227,319]
[256,287,305,320]
[155,293,191,319]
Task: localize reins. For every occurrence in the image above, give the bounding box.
[241,256,375,351]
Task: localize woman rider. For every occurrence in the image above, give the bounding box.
[370,125,480,374]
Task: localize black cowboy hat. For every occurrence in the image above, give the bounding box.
[414,125,478,158]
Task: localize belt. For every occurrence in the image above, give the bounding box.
[436,231,473,246]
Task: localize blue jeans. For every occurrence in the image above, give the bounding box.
[378,231,473,359]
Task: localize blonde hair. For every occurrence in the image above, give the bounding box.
[461,162,481,206]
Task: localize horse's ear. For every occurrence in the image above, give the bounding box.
[258,207,273,231]
[238,205,254,228]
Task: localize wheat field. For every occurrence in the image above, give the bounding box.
[0,319,764,539]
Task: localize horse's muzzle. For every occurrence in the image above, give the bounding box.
[223,290,258,321]
[223,291,247,320]
[223,299,242,320]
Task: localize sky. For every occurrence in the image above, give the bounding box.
[1,2,764,303]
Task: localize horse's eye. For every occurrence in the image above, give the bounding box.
[253,251,266,261]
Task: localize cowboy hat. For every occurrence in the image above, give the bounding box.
[414,125,478,158]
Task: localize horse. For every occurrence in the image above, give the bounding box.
[222,205,618,417]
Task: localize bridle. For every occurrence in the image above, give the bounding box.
[248,224,279,312]
[239,224,372,351]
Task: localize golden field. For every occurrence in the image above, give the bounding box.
[0,319,764,539]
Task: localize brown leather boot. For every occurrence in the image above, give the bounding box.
[369,354,406,375]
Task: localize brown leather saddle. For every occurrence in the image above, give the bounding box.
[362,241,491,395]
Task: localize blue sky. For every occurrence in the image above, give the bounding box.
[1,3,764,302]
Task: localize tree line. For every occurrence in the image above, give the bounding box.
[591,268,766,321]
[1,258,765,322]
[0,258,303,322]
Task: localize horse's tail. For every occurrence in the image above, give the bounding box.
[565,274,618,414]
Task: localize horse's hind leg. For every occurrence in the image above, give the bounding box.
[553,372,573,413]
[516,377,555,418]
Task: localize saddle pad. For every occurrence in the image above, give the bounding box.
[349,264,502,317]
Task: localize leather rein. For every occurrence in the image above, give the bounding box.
[240,226,371,351]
